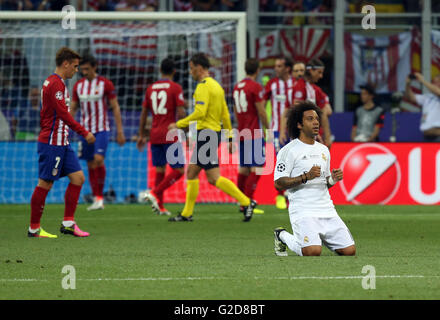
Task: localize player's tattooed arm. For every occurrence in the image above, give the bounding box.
[275,166,321,190]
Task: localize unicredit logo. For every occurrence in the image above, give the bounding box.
[340,144,401,204]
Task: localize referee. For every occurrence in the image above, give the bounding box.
[167,53,256,222]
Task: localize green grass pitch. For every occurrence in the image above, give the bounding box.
[1,204,439,300]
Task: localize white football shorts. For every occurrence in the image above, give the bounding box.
[289,215,355,251]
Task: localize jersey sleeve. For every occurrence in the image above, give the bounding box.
[254,83,264,103]
[325,148,331,178]
[142,87,150,110]
[176,82,209,128]
[49,81,89,137]
[105,79,117,101]
[376,108,385,127]
[274,146,295,182]
[221,97,232,135]
[315,86,326,109]
[263,80,272,101]
[414,94,426,106]
[72,82,79,103]
[292,81,306,103]
[175,83,185,107]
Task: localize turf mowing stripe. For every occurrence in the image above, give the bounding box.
[1,275,438,282]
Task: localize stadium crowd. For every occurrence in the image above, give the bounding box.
[0,0,425,13]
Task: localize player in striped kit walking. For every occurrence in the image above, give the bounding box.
[70,55,126,211]
[262,56,294,210]
[28,47,95,238]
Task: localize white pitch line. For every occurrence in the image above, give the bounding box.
[1,275,438,282]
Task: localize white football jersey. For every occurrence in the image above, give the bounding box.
[274,138,337,218]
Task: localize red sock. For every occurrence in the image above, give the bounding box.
[154,171,165,206]
[88,167,98,197]
[244,172,261,199]
[237,173,248,193]
[64,183,82,222]
[154,169,183,196]
[30,186,49,230]
[95,165,106,198]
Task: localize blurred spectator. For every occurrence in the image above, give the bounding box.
[259,0,286,24]
[116,0,157,11]
[0,0,24,10]
[308,0,333,25]
[405,73,440,142]
[351,84,385,142]
[87,0,118,11]
[23,0,42,10]
[174,0,193,11]
[220,0,246,11]
[192,0,220,11]
[35,0,69,10]
[11,87,41,141]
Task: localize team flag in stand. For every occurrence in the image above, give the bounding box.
[279,27,331,63]
[344,31,412,93]
[256,28,330,82]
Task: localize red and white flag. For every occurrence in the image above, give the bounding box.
[344,31,412,93]
[280,27,330,63]
[89,22,158,73]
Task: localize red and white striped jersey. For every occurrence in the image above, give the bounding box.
[38,74,89,146]
[72,75,117,134]
[291,78,326,110]
[263,76,295,132]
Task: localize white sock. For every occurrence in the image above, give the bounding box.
[62,220,75,227]
[280,231,303,256]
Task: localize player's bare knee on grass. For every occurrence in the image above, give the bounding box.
[302,245,322,256]
[335,245,356,256]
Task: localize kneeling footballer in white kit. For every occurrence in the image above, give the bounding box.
[273,101,356,256]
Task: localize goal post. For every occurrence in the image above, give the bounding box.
[0,11,247,204]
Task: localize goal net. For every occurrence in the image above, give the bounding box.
[0,12,246,204]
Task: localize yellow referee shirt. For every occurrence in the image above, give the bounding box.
[176,77,232,133]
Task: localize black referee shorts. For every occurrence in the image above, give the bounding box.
[190,129,222,170]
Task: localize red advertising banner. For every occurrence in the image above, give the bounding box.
[147,142,440,205]
[329,142,440,205]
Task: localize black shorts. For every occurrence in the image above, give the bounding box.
[190,129,221,170]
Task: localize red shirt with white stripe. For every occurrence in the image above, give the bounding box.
[233,78,264,140]
[263,76,295,132]
[72,75,116,134]
[142,79,185,144]
[38,74,89,146]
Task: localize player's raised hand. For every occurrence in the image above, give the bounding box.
[331,168,343,182]
[306,165,321,180]
[85,132,95,144]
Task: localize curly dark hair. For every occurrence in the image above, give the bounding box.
[287,100,322,139]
